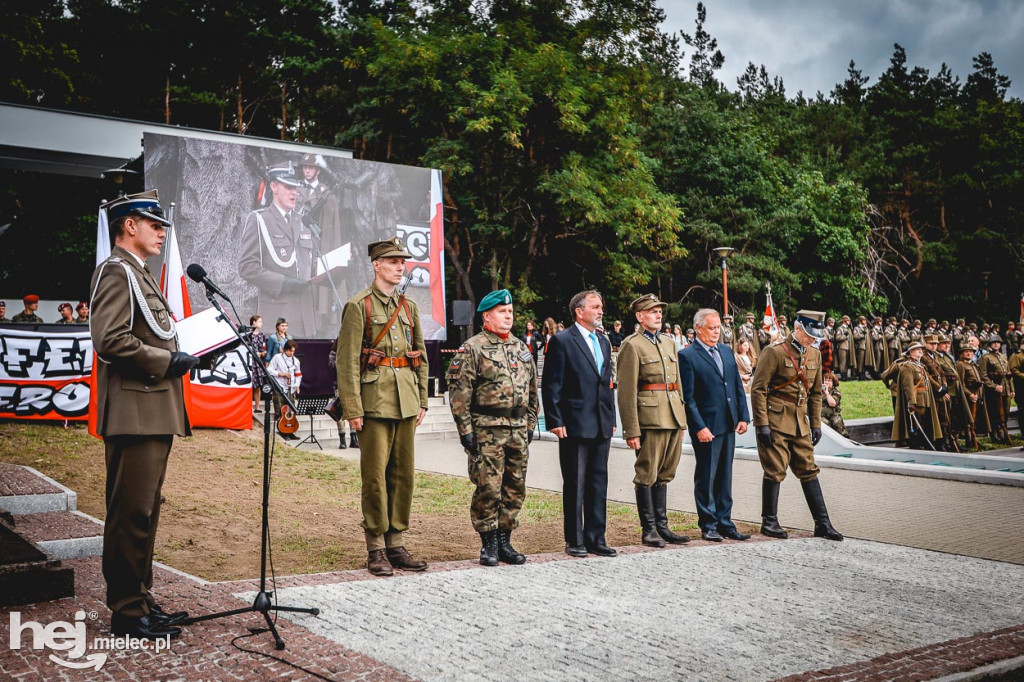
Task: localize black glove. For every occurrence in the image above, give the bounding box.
[460,432,477,452]
[527,429,535,445]
[811,427,822,445]
[936,385,948,397]
[166,352,200,378]
[281,277,308,293]
[756,425,774,447]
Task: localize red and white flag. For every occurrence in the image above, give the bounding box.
[762,287,778,334]
[1019,293,1023,327]
[160,220,191,321]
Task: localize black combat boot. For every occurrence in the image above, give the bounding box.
[801,478,844,541]
[635,486,665,547]
[651,485,689,544]
[497,529,527,565]
[339,434,347,449]
[350,432,359,448]
[760,478,788,539]
[479,529,499,566]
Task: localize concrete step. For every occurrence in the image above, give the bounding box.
[0,463,77,514]
[12,510,103,561]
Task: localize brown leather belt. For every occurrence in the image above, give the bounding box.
[379,356,409,368]
[770,391,805,406]
[471,404,529,419]
[639,383,678,391]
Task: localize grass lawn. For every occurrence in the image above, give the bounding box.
[837,379,894,420]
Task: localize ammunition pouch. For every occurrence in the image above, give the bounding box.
[360,347,386,373]
[406,350,423,370]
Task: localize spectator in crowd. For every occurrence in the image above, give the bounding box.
[0,300,8,323]
[521,319,544,363]
[12,294,44,323]
[328,338,358,449]
[671,324,684,352]
[735,338,755,392]
[74,301,89,323]
[267,339,302,440]
[607,320,626,351]
[249,314,267,412]
[542,317,558,354]
[55,302,75,324]
[266,317,292,363]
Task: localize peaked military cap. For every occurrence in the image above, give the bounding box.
[937,334,950,344]
[368,236,412,260]
[631,293,667,313]
[923,334,938,344]
[477,289,513,312]
[795,310,826,338]
[267,162,301,187]
[960,345,975,354]
[102,189,172,227]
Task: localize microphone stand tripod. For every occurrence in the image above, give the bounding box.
[181,288,320,650]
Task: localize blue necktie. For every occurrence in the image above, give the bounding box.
[710,345,724,374]
[590,332,604,373]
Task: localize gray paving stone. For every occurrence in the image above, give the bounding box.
[248,539,1024,681]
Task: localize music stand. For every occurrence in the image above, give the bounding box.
[294,396,331,450]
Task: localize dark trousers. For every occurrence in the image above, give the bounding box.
[558,436,610,547]
[692,429,737,533]
[103,435,173,617]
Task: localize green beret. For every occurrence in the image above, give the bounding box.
[477,289,513,312]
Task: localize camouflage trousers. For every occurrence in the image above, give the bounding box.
[822,409,848,438]
[465,425,530,533]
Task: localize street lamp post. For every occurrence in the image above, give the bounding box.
[982,271,991,301]
[713,247,735,316]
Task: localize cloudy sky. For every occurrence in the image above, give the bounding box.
[658,0,1024,99]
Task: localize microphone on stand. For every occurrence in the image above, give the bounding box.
[186,263,231,301]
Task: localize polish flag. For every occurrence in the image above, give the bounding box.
[87,205,110,438]
[762,291,778,333]
[428,169,446,328]
[160,221,192,321]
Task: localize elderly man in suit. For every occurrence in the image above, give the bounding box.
[542,289,617,558]
[679,308,751,542]
[91,190,200,639]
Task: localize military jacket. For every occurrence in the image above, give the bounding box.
[11,312,44,323]
[824,325,835,342]
[721,324,734,347]
[89,246,189,437]
[447,329,539,435]
[871,324,888,368]
[885,324,901,356]
[853,324,869,349]
[336,283,429,420]
[880,358,908,397]
[238,203,316,336]
[978,350,1012,392]
[833,324,851,351]
[936,352,960,398]
[1010,351,1024,385]
[750,336,822,437]
[616,331,686,439]
[922,352,946,392]
[892,360,942,441]
[909,327,923,342]
[737,322,761,355]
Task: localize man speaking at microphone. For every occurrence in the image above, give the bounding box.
[91,190,199,640]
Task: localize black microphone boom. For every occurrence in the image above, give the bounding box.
[186,263,231,300]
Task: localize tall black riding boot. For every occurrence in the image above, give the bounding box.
[479,529,499,566]
[760,478,788,538]
[350,432,359,448]
[338,433,347,449]
[801,478,844,541]
[651,485,689,544]
[497,529,527,564]
[635,486,665,548]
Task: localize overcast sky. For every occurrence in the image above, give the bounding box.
[659,0,1024,99]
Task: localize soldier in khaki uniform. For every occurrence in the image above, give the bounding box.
[937,334,972,450]
[336,237,429,576]
[91,190,199,640]
[978,336,1014,443]
[737,312,761,356]
[921,334,952,450]
[833,315,852,379]
[956,344,990,438]
[238,163,316,337]
[447,289,539,566]
[750,310,843,541]
[616,294,689,548]
[892,342,942,450]
[1009,337,1024,445]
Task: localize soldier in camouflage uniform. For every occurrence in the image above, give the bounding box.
[447,289,539,566]
[721,314,735,349]
[820,372,848,437]
[738,312,762,357]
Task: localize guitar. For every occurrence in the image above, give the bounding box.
[278,405,299,434]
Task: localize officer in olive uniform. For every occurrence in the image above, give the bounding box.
[892,342,942,450]
[978,336,1014,443]
[833,315,852,378]
[750,310,843,541]
[616,294,689,548]
[1009,337,1024,445]
[447,289,539,566]
[91,190,199,640]
[738,312,761,356]
[956,344,990,440]
[337,238,429,576]
[852,315,875,379]
[12,294,44,323]
[239,163,316,337]
[937,334,972,450]
[921,334,951,450]
[885,316,901,362]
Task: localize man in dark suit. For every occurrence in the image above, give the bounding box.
[541,290,617,557]
[678,308,751,542]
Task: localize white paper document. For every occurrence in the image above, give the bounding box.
[175,307,239,357]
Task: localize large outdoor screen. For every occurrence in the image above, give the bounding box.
[144,133,446,340]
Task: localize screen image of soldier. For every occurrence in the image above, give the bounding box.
[90,190,199,640]
[238,163,316,337]
[616,294,690,548]
[750,310,843,542]
[336,237,429,577]
[447,289,539,566]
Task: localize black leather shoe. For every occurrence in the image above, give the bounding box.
[701,529,724,542]
[585,543,617,557]
[565,544,588,558]
[720,529,751,541]
[110,613,181,640]
[149,603,188,626]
